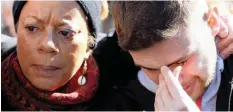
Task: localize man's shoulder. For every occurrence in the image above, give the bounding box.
[93,31,140,90]
[94,32,119,56]
[93,31,133,69]
[216,55,233,111]
[223,55,233,76]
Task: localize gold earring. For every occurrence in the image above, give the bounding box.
[82,60,87,74]
[78,60,87,86]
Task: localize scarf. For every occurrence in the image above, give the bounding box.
[1,51,99,111]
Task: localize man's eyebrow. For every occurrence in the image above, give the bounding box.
[135,54,189,70]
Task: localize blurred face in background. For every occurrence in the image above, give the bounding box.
[1,1,16,36]
[16,1,91,91]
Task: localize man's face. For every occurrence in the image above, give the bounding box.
[129,19,217,101]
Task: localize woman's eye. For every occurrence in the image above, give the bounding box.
[58,30,76,38]
[25,26,38,33]
[60,31,69,36]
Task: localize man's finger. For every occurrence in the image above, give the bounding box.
[173,66,182,79]
[220,43,233,59]
[156,74,166,95]
[161,66,184,99]
[217,37,233,52]
[157,75,173,110]
[217,15,233,51]
[155,94,165,111]
[159,74,173,99]
[159,73,166,87]
[218,18,229,38]
[160,82,174,109]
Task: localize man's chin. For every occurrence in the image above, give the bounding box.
[185,78,205,101]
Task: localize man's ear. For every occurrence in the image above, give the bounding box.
[205,6,220,36]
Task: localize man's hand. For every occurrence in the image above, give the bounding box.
[154,66,200,111]
[216,15,233,59]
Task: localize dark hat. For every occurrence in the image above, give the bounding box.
[13,1,102,39]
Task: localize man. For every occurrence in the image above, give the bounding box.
[93,1,233,111]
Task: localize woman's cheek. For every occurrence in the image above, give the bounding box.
[62,40,86,74]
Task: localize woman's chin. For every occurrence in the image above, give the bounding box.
[28,76,64,91]
[23,68,65,91]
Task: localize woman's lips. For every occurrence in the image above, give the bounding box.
[33,64,60,73]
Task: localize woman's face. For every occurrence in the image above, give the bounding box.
[17,1,90,91]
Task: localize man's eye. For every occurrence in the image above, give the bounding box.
[146,68,158,71]
[25,26,38,33]
[176,60,187,65]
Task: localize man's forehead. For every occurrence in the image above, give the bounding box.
[130,33,196,69]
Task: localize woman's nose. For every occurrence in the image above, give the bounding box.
[37,30,59,54]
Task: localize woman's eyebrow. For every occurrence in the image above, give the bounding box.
[55,20,73,27]
[24,15,45,24]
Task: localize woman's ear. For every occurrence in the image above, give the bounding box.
[205,6,220,36]
[85,35,94,60]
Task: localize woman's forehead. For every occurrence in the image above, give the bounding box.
[20,1,85,25]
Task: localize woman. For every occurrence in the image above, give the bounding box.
[1,1,108,110]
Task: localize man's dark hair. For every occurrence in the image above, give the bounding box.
[111,1,193,51]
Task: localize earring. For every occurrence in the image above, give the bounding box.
[78,60,87,86]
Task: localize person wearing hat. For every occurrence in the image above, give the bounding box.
[1,1,109,111]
